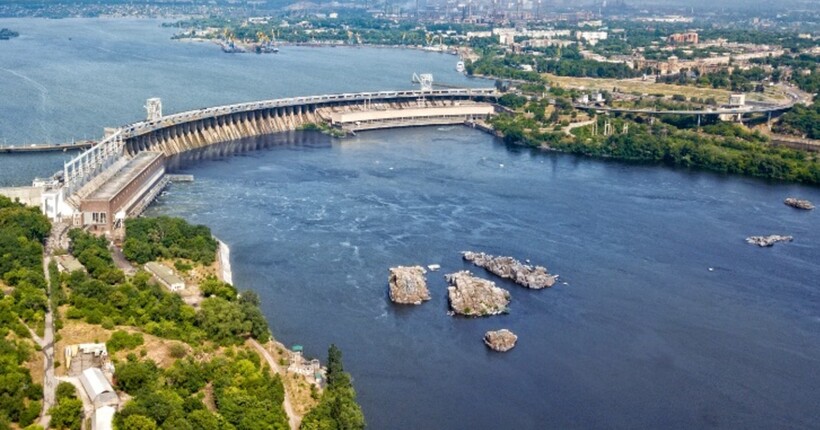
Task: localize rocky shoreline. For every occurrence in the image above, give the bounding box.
[746,235,793,247]
[445,271,510,317]
[388,266,430,305]
[784,197,814,210]
[462,251,557,289]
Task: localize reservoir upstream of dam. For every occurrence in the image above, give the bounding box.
[2,18,820,430]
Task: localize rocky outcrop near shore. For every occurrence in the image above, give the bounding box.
[388,266,430,305]
[784,198,814,210]
[462,251,557,289]
[484,329,518,352]
[445,271,510,317]
[746,235,793,247]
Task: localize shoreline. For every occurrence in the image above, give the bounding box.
[215,237,233,284]
[174,36,467,57]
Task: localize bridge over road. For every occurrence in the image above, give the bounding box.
[23,88,497,236]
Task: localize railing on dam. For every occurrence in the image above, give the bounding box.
[63,130,124,196]
[120,88,498,138]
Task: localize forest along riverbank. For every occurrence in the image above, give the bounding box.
[213,236,299,428]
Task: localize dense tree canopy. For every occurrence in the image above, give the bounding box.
[115,350,288,430]
[0,196,48,428]
[123,216,218,265]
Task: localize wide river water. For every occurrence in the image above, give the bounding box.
[2,18,820,430]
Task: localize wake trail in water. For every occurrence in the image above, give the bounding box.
[0,67,49,94]
[0,67,51,140]
[94,46,165,63]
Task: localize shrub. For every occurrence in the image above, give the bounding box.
[107,331,145,353]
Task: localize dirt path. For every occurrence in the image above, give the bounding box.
[249,339,301,430]
[562,118,597,136]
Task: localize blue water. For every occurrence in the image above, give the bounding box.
[147,128,820,429]
[3,18,820,430]
[0,17,477,185]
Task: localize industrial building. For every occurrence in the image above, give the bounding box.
[144,261,185,291]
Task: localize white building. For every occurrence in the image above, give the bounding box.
[79,367,118,430]
[93,406,116,430]
[144,261,185,292]
[577,31,608,45]
[729,94,746,107]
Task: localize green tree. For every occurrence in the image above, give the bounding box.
[198,298,250,344]
[115,359,160,394]
[48,397,83,430]
[55,382,77,402]
[301,345,365,430]
[121,415,158,430]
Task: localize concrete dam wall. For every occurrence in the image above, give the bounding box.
[123,90,497,158]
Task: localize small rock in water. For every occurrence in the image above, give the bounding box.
[462,251,557,289]
[784,197,814,210]
[745,235,793,247]
[445,271,510,317]
[427,264,441,272]
[388,266,430,305]
[484,329,518,352]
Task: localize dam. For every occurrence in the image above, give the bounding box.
[15,87,497,236]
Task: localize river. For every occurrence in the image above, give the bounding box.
[3,18,820,430]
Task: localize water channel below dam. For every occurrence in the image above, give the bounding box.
[146,127,820,430]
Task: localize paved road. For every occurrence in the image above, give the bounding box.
[562,119,597,136]
[39,255,55,429]
[38,222,68,428]
[250,339,301,430]
[110,244,136,275]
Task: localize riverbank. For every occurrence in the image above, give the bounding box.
[215,238,233,285]
[211,233,319,429]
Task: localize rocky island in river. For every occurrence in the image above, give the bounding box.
[446,271,511,317]
[746,235,794,247]
[388,266,430,305]
[484,329,518,352]
[784,198,814,210]
[463,251,557,289]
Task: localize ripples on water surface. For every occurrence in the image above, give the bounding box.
[0,17,477,185]
[148,128,820,430]
[2,18,819,430]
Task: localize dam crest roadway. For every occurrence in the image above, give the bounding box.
[29,87,499,236]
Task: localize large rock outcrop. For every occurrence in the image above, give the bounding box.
[745,235,793,247]
[484,329,518,352]
[445,271,510,317]
[462,251,557,289]
[784,198,814,210]
[388,266,430,305]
